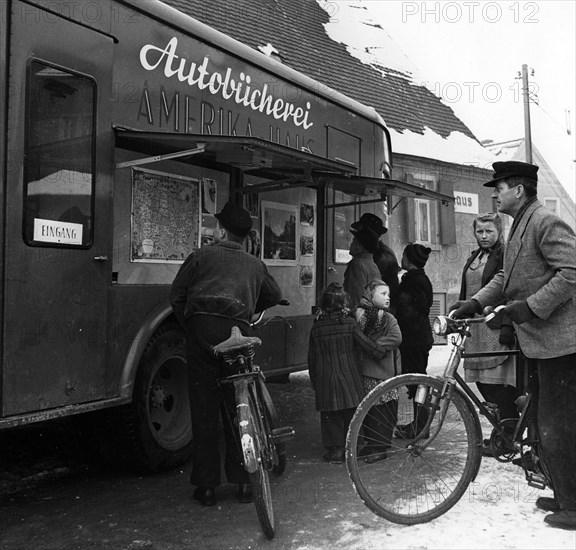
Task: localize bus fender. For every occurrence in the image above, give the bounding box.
[118,301,180,399]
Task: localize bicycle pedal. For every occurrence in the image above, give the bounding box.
[272,426,295,443]
[527,473,547,491]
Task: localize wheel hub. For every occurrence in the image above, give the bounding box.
[150,385,168,408]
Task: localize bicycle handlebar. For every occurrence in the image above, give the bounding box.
[434,304,506,337]
[250,300,291,328]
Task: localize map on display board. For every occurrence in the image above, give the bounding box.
[131,168,200,263]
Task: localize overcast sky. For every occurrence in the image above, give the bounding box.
[344,0,576,199]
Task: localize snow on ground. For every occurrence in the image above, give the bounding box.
[332,344,576,550]
[290,345,576,550]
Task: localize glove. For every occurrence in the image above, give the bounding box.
[504,300,536,325]
[448,299,481,319]
[499,325,515,346]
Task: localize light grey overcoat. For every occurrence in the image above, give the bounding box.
[473,200,576,359]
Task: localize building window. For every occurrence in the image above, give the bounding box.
[543,198,559,216]
[415,198,431,243]
[413,174,436,244]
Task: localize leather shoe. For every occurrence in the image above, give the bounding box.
[193,487,216,507]
[330,447,345,464]
[536,496,561,512]
[238,483,253,503]
[322,448,345,464]
[544,510,576,530]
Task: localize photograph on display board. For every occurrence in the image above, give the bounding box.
[131,168,200,263]
[245,225,261,258]
[300,203,314,226]
[201,178,217,214]
[300,234,314,256]
[201,215,218,248]
[261,201,298,265]
[299,265,313,287]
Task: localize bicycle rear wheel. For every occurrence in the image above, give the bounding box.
[346,374,482,525]
[246,384,275,539]
[257,378,287,475]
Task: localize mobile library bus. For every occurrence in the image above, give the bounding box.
[0,0,451,470]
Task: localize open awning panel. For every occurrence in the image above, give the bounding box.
[114,126,356,175]
[114,127,454,204]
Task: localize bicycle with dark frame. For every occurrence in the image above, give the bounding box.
[345,305,551,524]
[213,301,294,539]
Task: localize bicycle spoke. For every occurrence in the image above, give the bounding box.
[347,374,482,524]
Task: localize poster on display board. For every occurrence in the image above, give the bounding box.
[261,201,298,265]
[131,168,200,263]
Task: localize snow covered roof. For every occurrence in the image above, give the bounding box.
[161,0,496,167]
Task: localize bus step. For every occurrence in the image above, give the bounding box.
[272,426,295,443]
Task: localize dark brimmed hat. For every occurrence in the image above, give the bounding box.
[350,226,379,254]
[404,243,431,268]
[483,161,539,188]
[351,213,387,235]
[215,202,252,237]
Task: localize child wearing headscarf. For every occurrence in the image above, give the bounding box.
[354,280,402,463]
[307,283,366,464]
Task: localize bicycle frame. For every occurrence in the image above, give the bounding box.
[222,370,268,474]
[429,314,549,489]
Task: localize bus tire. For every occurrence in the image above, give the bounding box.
[120,322,193,473]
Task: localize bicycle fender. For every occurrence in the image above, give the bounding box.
[240,430,259,474]
[236,388,259,474]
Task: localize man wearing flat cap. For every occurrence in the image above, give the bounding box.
[450,160,576,530]
[171,201,281,508]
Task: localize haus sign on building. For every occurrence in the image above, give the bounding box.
[454,191,479,214]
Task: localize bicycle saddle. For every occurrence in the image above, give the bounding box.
[213,326,262,354]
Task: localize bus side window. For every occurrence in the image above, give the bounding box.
[23,61,96,247]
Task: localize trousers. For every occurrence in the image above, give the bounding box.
[185,314,250,488]
[537,353,576,511]
[320,408,355,449]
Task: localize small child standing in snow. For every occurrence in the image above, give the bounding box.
[354,280,402,463]
[307,282,365,464]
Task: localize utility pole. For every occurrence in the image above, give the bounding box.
[521,64,533,163]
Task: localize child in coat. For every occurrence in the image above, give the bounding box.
[354,280,402,463]
[395,243,434,439]
[307,282,365,464]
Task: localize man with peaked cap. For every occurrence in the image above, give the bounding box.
[171,202,282,508]
[450,161,576,530]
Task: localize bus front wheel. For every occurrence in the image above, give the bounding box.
[120,322,193,472]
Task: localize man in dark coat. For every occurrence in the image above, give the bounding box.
[451,161,576,530]
[347,213,400,311]
[170,202,282,507]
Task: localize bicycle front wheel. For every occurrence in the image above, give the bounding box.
[346,374,482,525]
[247,384,275,539]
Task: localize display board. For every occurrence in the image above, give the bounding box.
[131,168,200,263]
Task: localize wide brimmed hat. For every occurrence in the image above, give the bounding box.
[350,226,379,253]
[215,202,252,237]
[483,161,539,188]
[350,213,387,235]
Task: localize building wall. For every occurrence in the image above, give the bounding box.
[384,154,493,331]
